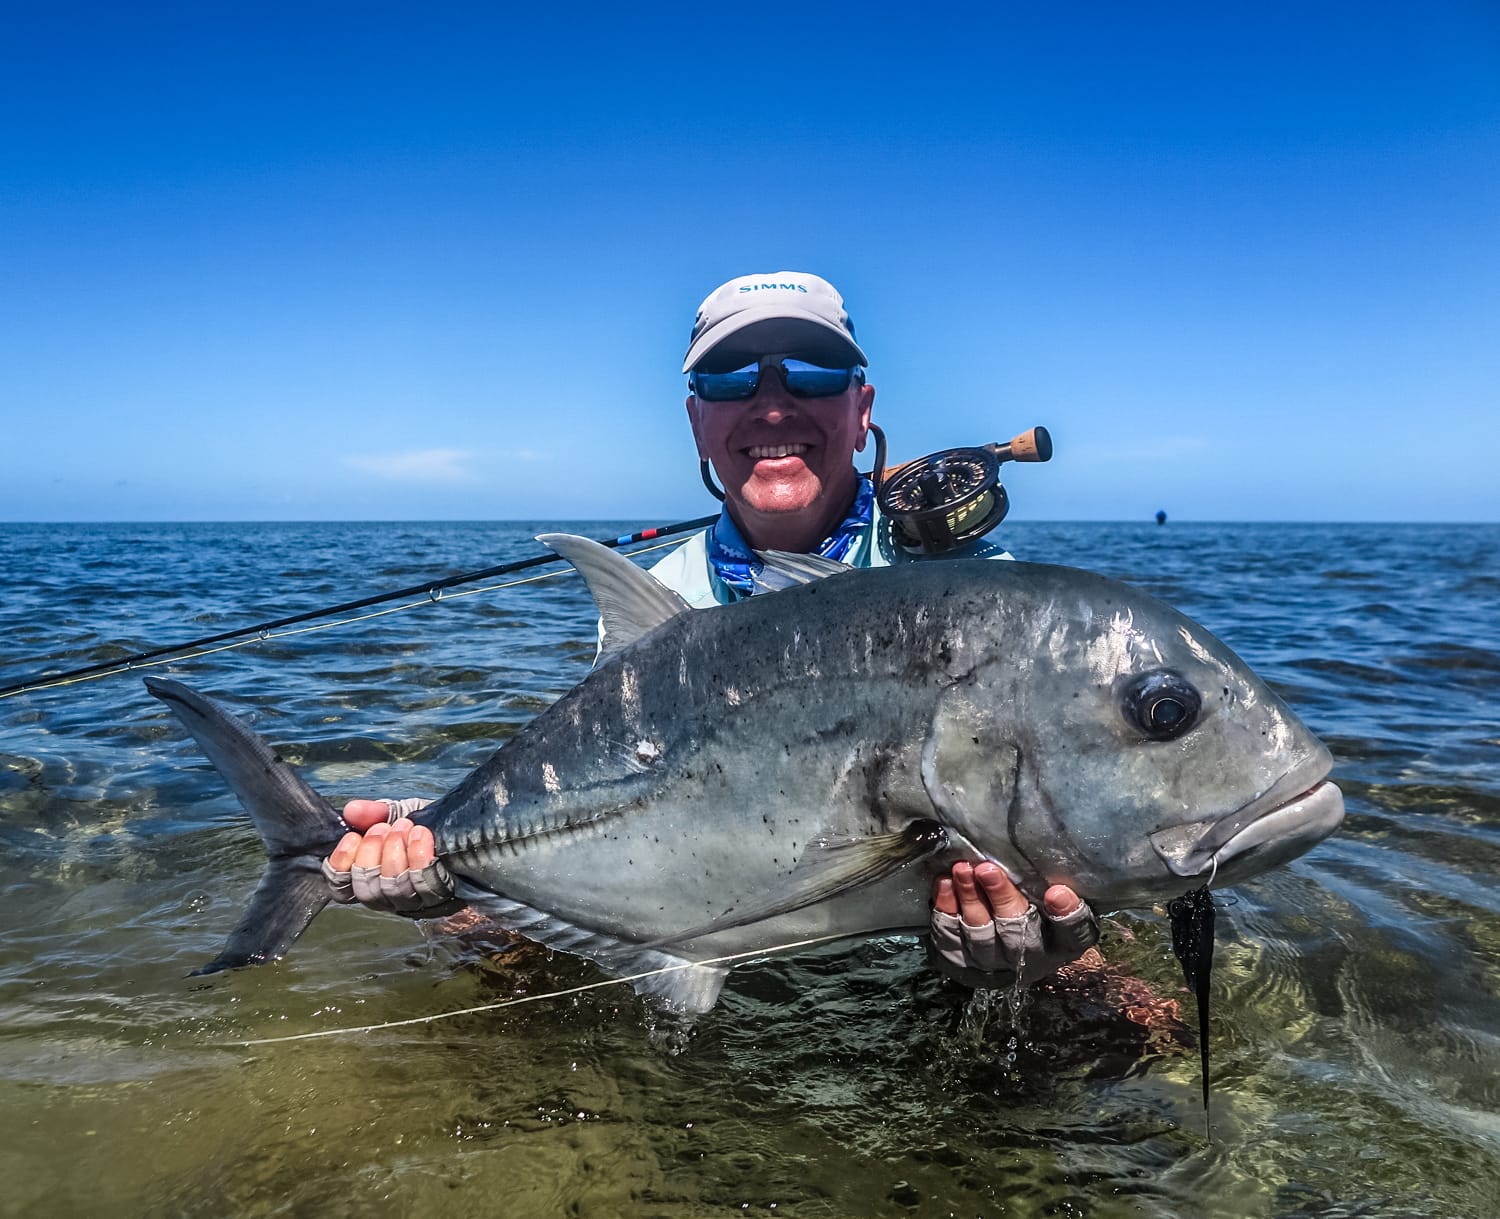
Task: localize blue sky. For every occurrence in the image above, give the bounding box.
[2,3,1496,523]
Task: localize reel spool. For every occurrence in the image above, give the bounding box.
[874,426,1052,556]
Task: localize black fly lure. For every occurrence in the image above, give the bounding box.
[1169,883,1217,1137]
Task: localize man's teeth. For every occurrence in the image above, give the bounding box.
[747,443,810,460]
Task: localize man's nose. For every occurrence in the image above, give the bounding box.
[749,376,798,419]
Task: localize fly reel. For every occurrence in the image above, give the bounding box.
[871,425,1053,556]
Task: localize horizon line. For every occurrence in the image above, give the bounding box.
[1,517,1496,528]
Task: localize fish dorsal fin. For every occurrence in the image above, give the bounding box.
[537,533,691,655]
[751,549,855,593]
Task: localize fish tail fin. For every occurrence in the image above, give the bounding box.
[145,676,350,974]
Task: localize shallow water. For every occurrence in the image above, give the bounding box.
[1,520,1497,1218]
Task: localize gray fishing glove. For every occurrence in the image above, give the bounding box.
[928,899,1099,988]
[380,797,436,823]
[321,798,466,919]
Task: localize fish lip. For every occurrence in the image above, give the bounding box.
[1149,758,1345,879]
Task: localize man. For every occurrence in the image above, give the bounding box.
[327,272,1099,987]
[648,271,1012,606]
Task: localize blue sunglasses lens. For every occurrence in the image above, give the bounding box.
[781,359,855,398]
[690,363,761,401]
[691,359,855,402]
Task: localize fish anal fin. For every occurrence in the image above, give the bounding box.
[631,961,730,1015]
[460,889,729,1015]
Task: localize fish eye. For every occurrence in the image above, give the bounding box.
[1122,671,1202,741]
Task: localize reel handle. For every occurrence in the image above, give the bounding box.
[986,425,1052,465]
[877,425,1052,487]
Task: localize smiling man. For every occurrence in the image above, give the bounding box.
[649,271,1011,604]
[329,271,1099,989]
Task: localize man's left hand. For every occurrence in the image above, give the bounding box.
[322,800,465,918]
[929,861,1099,986]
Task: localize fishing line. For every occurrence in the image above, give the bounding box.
[0,522,710,700]
[226,931,854,1047]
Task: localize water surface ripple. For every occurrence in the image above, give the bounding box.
[1,521,1496,1217]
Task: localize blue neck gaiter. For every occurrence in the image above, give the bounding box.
[706,476,875,598]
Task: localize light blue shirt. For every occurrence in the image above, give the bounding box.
[648,499,1012,608]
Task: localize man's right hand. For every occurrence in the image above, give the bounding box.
[322,799,465,917]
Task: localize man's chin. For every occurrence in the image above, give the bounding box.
[734,480,825,518]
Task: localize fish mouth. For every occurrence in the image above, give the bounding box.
[1149,762,1346,881]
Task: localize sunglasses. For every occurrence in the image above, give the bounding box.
[689,357,863,403]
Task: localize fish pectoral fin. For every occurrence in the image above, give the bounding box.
[536,533,691,655]
[648,822,946,948]
[751,550,855,592]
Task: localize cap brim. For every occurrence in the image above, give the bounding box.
[682,307,868,373]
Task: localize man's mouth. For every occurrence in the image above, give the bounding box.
[745,443,811,461]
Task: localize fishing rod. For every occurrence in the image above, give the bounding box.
[4,423,1055,700]
[0,514,718,699]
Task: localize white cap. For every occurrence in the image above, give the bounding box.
[682,271,868,373]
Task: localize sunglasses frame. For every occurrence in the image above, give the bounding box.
[689,357,865,403]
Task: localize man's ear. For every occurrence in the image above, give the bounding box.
[686,395,710,460]
[854,383,875,452]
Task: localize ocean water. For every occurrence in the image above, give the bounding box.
[0,520,1496,1218]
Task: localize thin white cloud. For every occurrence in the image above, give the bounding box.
[343,448,478,482]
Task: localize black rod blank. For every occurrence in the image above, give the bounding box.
[0,514,718,698]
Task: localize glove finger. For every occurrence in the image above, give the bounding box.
[930,909,969,972]
[413,859,456,904]
[379,869,427,913]
[321,858,356,905]
[384,797,434,823]
[960,918,1003,972]
[970,905,1040,972]
[351,863,392,911]
[384,861,465,918]
[1043,901,1100,959]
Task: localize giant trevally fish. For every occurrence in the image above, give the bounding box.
[146,534,1344,1014]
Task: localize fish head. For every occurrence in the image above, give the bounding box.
[919,566,1344,908]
